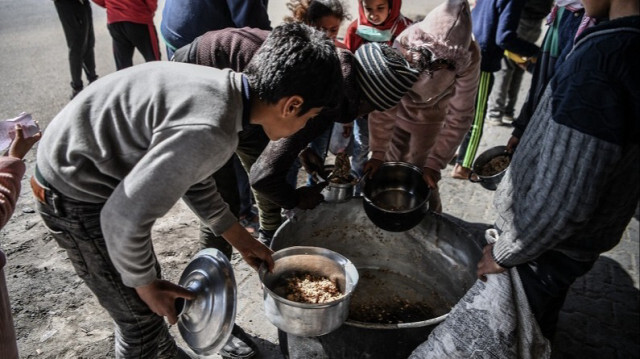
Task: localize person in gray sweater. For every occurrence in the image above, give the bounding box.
[476,0,640,340]
[31,23,342,358]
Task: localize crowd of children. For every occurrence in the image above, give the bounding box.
[6,0,638,358]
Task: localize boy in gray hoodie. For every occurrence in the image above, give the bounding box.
[31,23,342,358]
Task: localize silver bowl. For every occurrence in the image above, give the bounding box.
[258,246,359,337]
[322,180,355,203]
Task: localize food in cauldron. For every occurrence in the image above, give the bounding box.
[350,295,435,324]
[276,272,344,304]
[477,154,510,176]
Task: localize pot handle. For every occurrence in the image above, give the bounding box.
[468,171,483,183]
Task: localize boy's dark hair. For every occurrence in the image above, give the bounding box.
[244,22,343,116]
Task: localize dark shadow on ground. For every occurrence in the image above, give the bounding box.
[552,256,640,359]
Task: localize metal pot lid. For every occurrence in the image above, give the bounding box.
[176,248,236,356]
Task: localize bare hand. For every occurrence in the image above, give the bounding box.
[423,168,442,213]
[362,159,383,179]
[506,136,520,153]
[135,279,197,325]
[476,243,506,281]
[295,183,325,209]
[8,124,41,159]
[299,147,326,178]
[222,222,274,272]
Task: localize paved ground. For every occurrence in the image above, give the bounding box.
[1,0,637,358]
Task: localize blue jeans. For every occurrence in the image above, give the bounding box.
[34,185,179,359]
[306,128,331,185]
[351,116,369,178]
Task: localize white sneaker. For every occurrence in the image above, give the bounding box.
[502,115,515,125]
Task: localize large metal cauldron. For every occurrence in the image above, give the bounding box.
[271,199,486,359]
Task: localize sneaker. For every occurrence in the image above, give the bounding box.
[219,325,258,359]
[502,115,514,125]
[486,116,503,126]
[70,87,83,100]
[451,163,471,180]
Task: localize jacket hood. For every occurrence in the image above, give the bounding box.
[394,0,473,71]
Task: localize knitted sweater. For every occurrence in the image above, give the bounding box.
[37,62,245,287]
[492,16,640,267]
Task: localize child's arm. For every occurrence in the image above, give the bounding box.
[425,41,481,174]
[0,157,24,229]
[0,125,41,228]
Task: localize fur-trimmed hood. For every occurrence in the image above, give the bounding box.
[394,0,473,71]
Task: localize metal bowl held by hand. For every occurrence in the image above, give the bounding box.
[469,145,512,191]
[362,162,430,232]
[259,246,359,337]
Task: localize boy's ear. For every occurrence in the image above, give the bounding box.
[282,95,304,117]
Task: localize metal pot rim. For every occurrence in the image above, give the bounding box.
[362,162,430,214]
[258,246,359,309]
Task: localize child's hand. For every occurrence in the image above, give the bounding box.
[135,279,197,325]
[8,124,41,159]
[476,243,506,281]
[506,135,520,153]
[299,147,327,178]
[362,159,383,179]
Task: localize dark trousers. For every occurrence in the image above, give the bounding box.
[54,0,97,89]
[107,21,161,70]
[516,250,595,339]
[199,125,282,253]
[32,181,179,358]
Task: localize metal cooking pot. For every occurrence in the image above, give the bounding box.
[362,162,430,232]
[259,246,359,337]
[469,146,512,191]
[322,180,354,203]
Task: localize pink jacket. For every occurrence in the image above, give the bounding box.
[92,0,157,25]
[0,156,25,359]
[368,0,480,176]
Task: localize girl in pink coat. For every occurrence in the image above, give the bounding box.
[363,0,481,212]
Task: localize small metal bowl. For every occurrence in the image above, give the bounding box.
[322,177,355,203]
[259,246,359,337]
[469,146,512,191]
